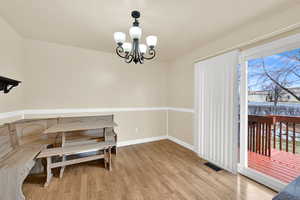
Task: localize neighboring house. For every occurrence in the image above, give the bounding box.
[249,87,300,103]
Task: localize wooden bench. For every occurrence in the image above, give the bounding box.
[42,118,118,180]
[37,141,115,187]
[0,115,118,200]
[0,120,50,200]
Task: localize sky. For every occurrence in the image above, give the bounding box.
[248,48,300,91]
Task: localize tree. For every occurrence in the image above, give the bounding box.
[248,49,300,104]
[264,84,285,114]
[265,85,284,106]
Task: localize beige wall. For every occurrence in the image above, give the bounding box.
[0,16,24,113]
[17,39,169,141]
[168,111,194,145]
[0,24,169,141]
[115,111,166,142]
[23,39,168,109]
[167,8,300,145]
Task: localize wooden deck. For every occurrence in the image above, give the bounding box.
[249,149,300,183]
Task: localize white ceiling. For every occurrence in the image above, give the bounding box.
[0,0,299,61]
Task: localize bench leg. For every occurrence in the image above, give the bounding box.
[112,146,117,155]
[113,134,117,155]
[103,149,106,169]
[44,157,53,187]
[59,155,66,179]
[108,147,112,171]
[59,132,66,179]
[41,158,47,175]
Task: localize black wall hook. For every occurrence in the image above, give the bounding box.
[0,76,21,94]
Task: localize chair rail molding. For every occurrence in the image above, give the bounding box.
[0,110,24,124]
[168,107,195,113]
[0,107,195,124]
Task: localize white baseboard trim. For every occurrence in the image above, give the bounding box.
[116,135,196,153]
[167,136,195,152]
[117,136,168,147]
[238,164,286,192]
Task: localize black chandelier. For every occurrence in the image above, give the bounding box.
[114,11,157,64]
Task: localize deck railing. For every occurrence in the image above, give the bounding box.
[248,115,300,156]
[271,115,300,154]
[248,115,273,157]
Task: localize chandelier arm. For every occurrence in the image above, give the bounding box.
[138,57,144,64]
[143,49,156,60]
[139,50,145,64]
[125,54,134,63]
[137,51,142,64]
[116,46,127,59]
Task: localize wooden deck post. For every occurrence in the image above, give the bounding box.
[273,123,276,149]
[257,122,261,154]
[286,122,289,152]
[268,124,271,157]
[293,123,296,154]
[279,122,282,151]
[262,123,265,155]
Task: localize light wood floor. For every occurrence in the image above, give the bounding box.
[23,140,276,200]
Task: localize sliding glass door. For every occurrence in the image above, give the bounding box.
[239,33,300,190]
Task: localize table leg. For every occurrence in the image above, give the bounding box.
[59,132,66,179]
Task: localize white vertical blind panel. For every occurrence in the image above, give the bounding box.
[195,50,239,173]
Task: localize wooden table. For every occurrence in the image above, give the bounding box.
[273,176,300,200]
[44,120,118,134]
[43,120,118,178]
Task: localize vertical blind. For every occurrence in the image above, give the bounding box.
[195,50,239,173]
